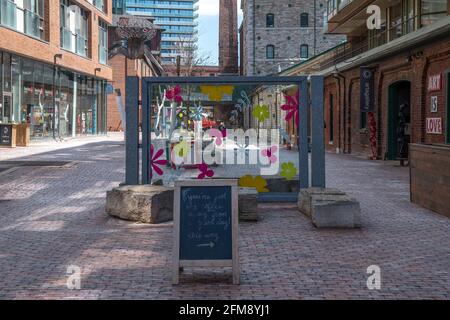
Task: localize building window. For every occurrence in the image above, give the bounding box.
[98,20,108,65]
[0,0,45,40]
[60,0,89,58]
[93,0,105,12]
[300,13,309,27]
[420,0,447,27]
[266,13,274,27]
[300,44,308,59]
[266,45,275,59]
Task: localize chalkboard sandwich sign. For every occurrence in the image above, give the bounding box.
[173,179,239,284]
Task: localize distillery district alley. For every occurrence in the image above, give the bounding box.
[0,134,448,300]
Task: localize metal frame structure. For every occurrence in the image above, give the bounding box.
[125,76,325,202]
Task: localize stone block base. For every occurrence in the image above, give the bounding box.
[106,185,174,224]
[298,188,361,228]
[239,187,258,221]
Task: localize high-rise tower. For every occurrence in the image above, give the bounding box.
[219,0,239,74]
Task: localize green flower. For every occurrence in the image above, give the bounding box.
[280,162,298,180]
[252,105,270,122]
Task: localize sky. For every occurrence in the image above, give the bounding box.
[197,0,243,66]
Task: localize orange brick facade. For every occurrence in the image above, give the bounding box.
[0,0,113,81]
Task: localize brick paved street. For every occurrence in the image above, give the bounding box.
[0,135,449,299]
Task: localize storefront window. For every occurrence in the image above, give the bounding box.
[11,55,21,123]
[421,0,447,27]
[0,51,107,139]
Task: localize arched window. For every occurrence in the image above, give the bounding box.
[300,44,309,59]
[266,45,275,59]
[266,13,274,27]
[300,13,309,27]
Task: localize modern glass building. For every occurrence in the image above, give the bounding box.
[0,0,111,142]
[114,0,199,65]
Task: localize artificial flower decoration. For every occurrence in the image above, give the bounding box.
[165,85,183,103]
[176,105,188,119]
[200,85,234,102]
[239,175,269,193]
[261,145,278,164]
[252,104,270,122]
[280,162,298,180]
[172,140,191,159]
[190,104,206,121]
[198,163,215,179]
[281,91,300,126]
[208,128,224,146]
[150,144,167,177]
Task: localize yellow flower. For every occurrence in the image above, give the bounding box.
[200,85,234,102]
[173,140,191,158]
[252,105,270,122]
[239,175,269,193]
[280,162,298,180]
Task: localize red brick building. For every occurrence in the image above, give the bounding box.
[281,0,450,161]
[106,15,164,131]
[0,0,113,141]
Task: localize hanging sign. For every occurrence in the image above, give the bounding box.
[426,118,442,134]
[427,74,442,92]
[173,179,239,285]
[360,67,374,112]
[431,96,438,113]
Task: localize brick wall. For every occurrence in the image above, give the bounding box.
[0,0,113,80]
[219,0,239,74]
[322,36,450,159]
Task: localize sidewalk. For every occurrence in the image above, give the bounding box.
[0,132,125,162]
[0,135,448,299]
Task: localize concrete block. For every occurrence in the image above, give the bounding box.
[239,187,258,221]
[106,185,174,224]
[298,188,346,217]
[311,195,361,228]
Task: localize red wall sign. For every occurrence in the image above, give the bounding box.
[426,118,442,134]
[427,74,442,92]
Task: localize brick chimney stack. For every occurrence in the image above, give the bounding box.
[219,0,239,74]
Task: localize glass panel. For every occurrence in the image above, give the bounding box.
[22,58,33,124]
[42,64,54,137]
[30,61,44,137]
[24,9,40,38]
[421,0,447,26]
[1,0,17,29]
[148,83,301,197]
[11,56,21,124]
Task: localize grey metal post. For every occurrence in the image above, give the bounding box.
[311,76,325,188]
[299,79,309,189]
[125,77,139,185]
[142,80,150,184]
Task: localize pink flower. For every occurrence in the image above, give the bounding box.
[165,85,183,104]
[197,163,214,179]
[150,144,167,178]
[261,146,278,164]
[209,128,223,146]
[281,91,299,126]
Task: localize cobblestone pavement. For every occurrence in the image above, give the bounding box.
[0,135,449,299]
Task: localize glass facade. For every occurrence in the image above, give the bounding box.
[0,0,45,40]
[60,0,89,58]
[121,0,199,64]
[0,51,107,139]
